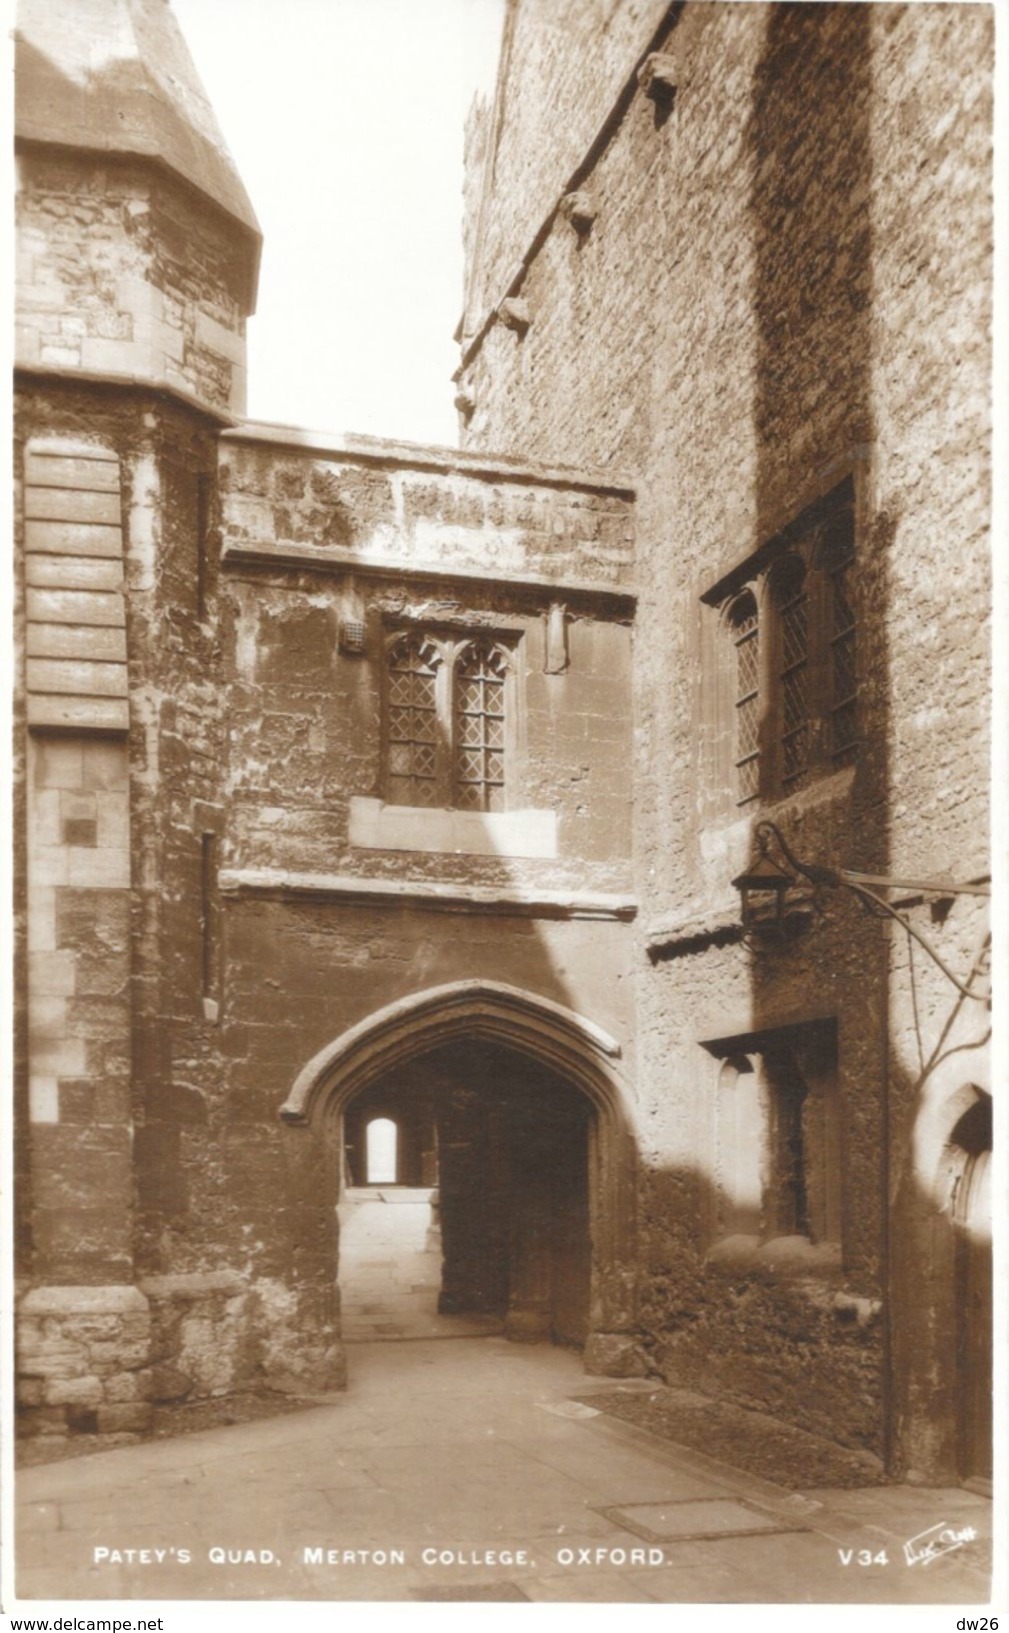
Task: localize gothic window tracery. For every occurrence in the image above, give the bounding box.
[384,630,516,810]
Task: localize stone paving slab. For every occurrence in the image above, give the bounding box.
[13,1336,994,1606]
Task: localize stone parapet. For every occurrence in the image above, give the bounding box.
[219,430,635,595]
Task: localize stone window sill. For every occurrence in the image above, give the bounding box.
[705,1233,842,1275]
[348,796,558,859]
[713,763,858,847]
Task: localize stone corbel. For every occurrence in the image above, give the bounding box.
[497,297,531,335]
[559,191,597,234]
[638,52,678,108]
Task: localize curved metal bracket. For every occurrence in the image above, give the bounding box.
[744,823,990,1003]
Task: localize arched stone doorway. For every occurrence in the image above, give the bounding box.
[340,1043,592,1344]
[281,982,638,1373]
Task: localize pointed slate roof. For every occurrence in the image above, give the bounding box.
[16,0,260,246]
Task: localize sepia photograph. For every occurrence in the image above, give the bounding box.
[6,0,1001,1616]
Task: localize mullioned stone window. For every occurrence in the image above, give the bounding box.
[706,477,858,809]
[384,629,517,811]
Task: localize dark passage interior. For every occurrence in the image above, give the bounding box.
[340,1040,592,1348]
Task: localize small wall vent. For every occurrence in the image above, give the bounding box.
[340,619,367,655]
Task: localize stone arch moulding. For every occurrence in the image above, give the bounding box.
[279,979,640,1365]
[914,1077,991,1214]
[280,979,626,1125]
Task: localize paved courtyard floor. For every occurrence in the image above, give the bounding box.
[338,1187,502,1341]
[14,1336,993,1605]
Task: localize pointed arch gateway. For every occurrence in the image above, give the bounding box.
[281,981,639,1371]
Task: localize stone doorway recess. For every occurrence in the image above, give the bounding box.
[281,981,639,1376]
[340,1050,592,1346]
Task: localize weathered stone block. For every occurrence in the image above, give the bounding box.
[28,951,76,997]
[25,487,121,525]
[148,1364,192,1402]
[28,696,130,733]
[583,1333,647,1378]
[88,1338,150,1369]
[26,556,124,591]
[17,1407,69,1438]
[25,520,123,558]
[25,451,120,491]
[28,1077,60,1123]
[103,1368,154,1403]
[95,1402,153,1434]
[27,658,128,698]
[44,1373,104,1406]
[27,622,128,661]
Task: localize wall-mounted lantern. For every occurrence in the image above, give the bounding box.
[731,844,800,937]
[732,820,990,1001]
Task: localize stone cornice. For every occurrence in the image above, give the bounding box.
[220,867,637,922]
[220,538,637,607]
[15,365,238,428]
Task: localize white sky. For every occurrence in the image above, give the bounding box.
[171,0,504,447]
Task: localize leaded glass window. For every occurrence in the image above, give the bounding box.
[710,477,858,806]
[387,635,439,806]
[826,529,857,762]
[384,630,514,810]
[729,592,760,804]
[454,642,507,811]
[772,554,809,784]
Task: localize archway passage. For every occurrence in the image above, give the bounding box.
[338,1039,592,1348]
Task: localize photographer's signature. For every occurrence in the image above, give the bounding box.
[903,1521,977,1567]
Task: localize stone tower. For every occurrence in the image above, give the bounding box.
[14,0,260,1440]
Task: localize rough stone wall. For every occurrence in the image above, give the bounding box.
[460,0,992,1475]
[462,0,670,336]
[15,368,640,1427]
[139,428,640,1388]
[13,377,233,1441]
[13,399,155,1449]
[24,735,133,1280]
[17,1286,152,1445]
[217,438,635,891]
[16,151,249,415]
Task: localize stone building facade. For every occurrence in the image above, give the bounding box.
[457,0,994,1486]
[13,0,993,1488]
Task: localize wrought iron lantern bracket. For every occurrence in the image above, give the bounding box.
[734,822,990,1003]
